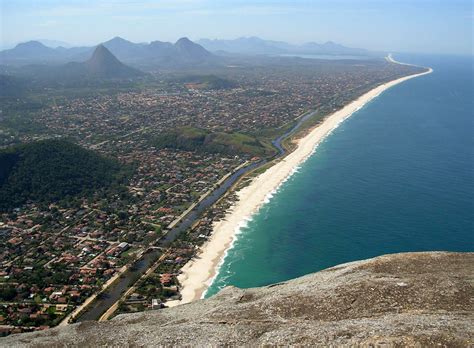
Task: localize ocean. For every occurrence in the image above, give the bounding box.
[205,53,474,297]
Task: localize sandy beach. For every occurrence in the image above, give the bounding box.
[173,61,433,306]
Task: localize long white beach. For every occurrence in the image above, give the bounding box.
[172,61,433,306]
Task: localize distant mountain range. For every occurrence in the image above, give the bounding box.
[0,37,216,68]
[197,37,374,56]
[0,41,91,65]
[0,36,378,70]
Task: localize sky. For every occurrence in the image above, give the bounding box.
[1,0,472,54]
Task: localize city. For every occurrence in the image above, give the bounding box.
[0,56,424,334]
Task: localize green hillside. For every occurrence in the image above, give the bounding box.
[0,139,130,211]
[175,74,237,89]
[153,126,276,157]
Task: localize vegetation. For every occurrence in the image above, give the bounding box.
[0,75,28,97]
[0,139,131,211]
[173,74,237,90]
[153,126,276,157]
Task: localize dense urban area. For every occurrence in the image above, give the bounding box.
[0,54,423,335]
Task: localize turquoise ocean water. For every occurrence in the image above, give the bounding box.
[205,54,474,297]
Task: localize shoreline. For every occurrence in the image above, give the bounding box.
[173,59,433,306]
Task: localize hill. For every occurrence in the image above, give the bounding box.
[81,44,144,78]
[0,74,28,97]
[2,252,472,346]
[0,139,130,211]
[153,126,276,157]
[0,41,59,64]
[173,37,212,62]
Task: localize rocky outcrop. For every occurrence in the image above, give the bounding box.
[3,252,473,347]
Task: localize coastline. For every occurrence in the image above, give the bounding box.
[173,60,433,306]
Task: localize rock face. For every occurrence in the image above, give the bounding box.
[3,252,473,347]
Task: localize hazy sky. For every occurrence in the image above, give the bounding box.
[1,0,472,54]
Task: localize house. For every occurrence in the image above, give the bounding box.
[55,304,68,312]
[160,273,173,286]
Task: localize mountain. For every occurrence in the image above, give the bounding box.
[0,139,130,211]
[197,37,288,55]
[2,252,472,346]
[0,40,91,65]
[300,41,369,55]
[197,37,374,56]
[81,44,144,78]
[14,45,145,82]
[8,41,55,56]
[102,36,147,61]
[116,37,215,67]
[148,40,174,57]
[174,37,212,61]
[104,37,216,67]
[0,41,59,64]
[37,39,72,48]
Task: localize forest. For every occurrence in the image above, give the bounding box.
[0,139,131,211]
